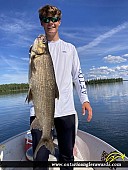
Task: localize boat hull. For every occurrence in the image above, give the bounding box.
[0,130,127,170]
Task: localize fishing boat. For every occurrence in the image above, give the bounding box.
[0,129,127,170]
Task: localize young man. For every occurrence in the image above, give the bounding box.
[30,4,92,170]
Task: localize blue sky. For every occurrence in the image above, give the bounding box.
[0,0,128,84]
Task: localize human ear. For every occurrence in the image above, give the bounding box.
[59,20,61,26]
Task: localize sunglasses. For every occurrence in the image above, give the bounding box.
[41,17,60,23]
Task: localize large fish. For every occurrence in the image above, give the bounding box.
[26,34,59,158]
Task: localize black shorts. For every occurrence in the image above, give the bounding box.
[30,114,75,170]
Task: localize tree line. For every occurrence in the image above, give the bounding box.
[85,78,123,85]
[0,78,123,94]
[0,83,29,94]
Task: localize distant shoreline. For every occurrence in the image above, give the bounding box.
[0,78,125,94]
[85,77,123,85]
[0,83,28,95]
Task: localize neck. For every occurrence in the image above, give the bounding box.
[46,32,59,42]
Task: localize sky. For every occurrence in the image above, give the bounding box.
[0,0,128,84]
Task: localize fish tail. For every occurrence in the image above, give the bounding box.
[34,138,55,159]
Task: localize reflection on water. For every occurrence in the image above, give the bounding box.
[74,81,128,156]
[0,81,128,156]
[0,92,30,142]
[88,81,128,100]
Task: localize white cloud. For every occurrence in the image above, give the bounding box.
[87,65,128,80]
[104,55,127,63]
[90,66,115,75]
[123,54,128,57]
[0,73,28,84]
[0,13,37,33]
[21,57,29,61]
[115,65,128,71]
[0,55,28,74]
[0,13,38,48]
[77,22,128,53]
[0,54,29,84]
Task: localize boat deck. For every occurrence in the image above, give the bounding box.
[1,130,128,170]
[22,138,94,170]
[0,132,93,170]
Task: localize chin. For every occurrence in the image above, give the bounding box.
[47,31,56,35]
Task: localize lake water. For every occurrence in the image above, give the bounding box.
[0,81,128,157]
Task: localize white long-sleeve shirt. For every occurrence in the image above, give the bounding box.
[30,39,89,118]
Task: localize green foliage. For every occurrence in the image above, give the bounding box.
[0,78,124,94]
[85,78,123,85]
[0,83,29,94]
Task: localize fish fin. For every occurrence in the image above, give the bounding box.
[29,45,35,79]
[55,82,59,99]
[25,88,33,103]
[30,117,42,130]
[34,138,55,159]
[29,54,36,78]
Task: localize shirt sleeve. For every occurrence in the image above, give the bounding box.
[71,45,89,104]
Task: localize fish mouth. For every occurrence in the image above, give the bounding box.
[37,35,47,44]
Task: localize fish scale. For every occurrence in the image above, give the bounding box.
[26,34,59,158]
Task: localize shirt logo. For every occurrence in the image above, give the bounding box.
[62,50,67,53]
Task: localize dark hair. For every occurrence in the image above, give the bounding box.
[38,5,62,21]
